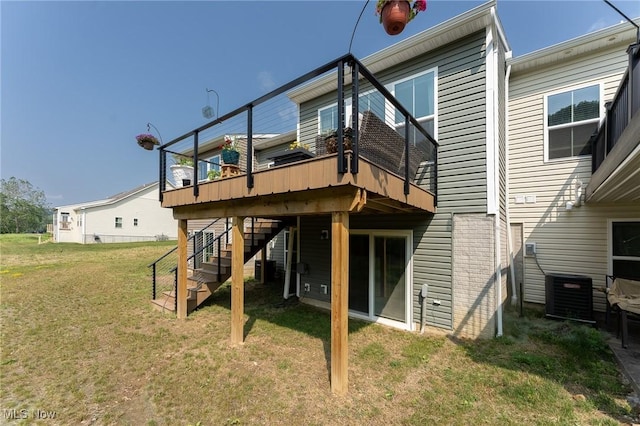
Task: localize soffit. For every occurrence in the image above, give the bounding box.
[288,1,496,104]
[509,21,639,76]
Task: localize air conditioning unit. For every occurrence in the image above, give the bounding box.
[545,273,594,324]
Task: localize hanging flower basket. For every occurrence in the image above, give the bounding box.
[136,134,160,151]
[222,150,240,165]
[376,0,427,36]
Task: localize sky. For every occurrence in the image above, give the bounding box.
[2,0,639,206]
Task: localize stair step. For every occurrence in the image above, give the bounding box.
[201,263,230,275]
[151,218,287,316]
[190,269,225,284]
[151,295,175,313]
[162,289,199,300]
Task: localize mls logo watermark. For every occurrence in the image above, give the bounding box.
[3,408,57,420]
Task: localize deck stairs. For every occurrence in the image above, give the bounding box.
[151,219,287,314]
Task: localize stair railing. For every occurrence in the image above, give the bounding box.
[149,218,221,300]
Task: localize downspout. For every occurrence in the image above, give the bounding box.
[486,12,502,337]
[504,56,518,306]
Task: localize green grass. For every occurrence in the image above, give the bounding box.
[0,234,636,425]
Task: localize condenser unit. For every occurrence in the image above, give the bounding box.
[545,273,594,324]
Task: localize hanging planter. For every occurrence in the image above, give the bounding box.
[135,134,160,151]
[376,0,427,36]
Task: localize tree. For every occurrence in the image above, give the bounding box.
[0,177,50,234]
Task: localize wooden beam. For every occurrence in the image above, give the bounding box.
[230,216,245,344]
[331,211,349,395]
[171,188,366,220]
[176,219,188,320]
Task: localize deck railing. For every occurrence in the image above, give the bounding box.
[592,43,640,173]
[158,53,438,205]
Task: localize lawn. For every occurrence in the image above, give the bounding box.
[0,234,636,425]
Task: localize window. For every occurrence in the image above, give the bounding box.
[319,105,338,134]
[318,90,385,134]
[203,231,215,262]
[115,217,122,228]
[545,84,600,160]
[611,221,640,280]
[60,213,71,230]
[198,155,221,182]
[133,218,138,227]
[392,69,436,138]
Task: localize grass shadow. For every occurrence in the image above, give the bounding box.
[198,278,371,379]
[450,303,637,423]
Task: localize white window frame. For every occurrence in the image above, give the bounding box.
[388,67,438,140]
[133,218,138,227]
[317,89,386,134]
[348,229,414,331]
[115,217,123,229]
[198,154,221,182]
[543,82,603,163]
[203,230,216,263]
[608,218,640,278]
[316,67,438,140]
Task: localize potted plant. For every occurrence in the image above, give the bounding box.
[324,128,353,154]
[207,169,221,180]
[136,133,160,150]
[221,135,241,165]
[170,155,194,187]
[376,0,426,36]
[289,141,310,151]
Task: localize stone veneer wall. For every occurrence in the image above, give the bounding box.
[452,214,496,339]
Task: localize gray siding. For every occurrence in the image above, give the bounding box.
[296,30,489,331]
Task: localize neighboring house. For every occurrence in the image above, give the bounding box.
[508,21,640,313]
[153,0,639,394]
[53,182,177,244]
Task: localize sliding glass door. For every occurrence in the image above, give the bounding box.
[349,230,412,330]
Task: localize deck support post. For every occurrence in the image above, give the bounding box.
[177,219,188,320]
[260,248,266,284]
[331,211,349,395]
[231,216,245,344]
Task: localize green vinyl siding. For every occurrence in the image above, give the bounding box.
[296,30,489,331]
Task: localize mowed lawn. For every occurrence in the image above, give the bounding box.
[0,234,636,425]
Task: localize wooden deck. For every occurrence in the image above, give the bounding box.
[162,154,436,220]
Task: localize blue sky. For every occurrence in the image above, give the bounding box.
[2,0,638,206]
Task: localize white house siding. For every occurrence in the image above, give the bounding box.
[55,184,176,244]
[508,40,638,309]
[84,186,176,243]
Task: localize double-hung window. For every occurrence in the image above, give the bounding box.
[115,217,123,228]
[545,84,601,161]
[318,90,385,134]
[392,68,437,139]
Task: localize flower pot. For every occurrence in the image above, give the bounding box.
[222,150,240,165]
[381,0,410,36]
[170,164,194,188]
[325,136,353,154]
[138,140,156,150]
